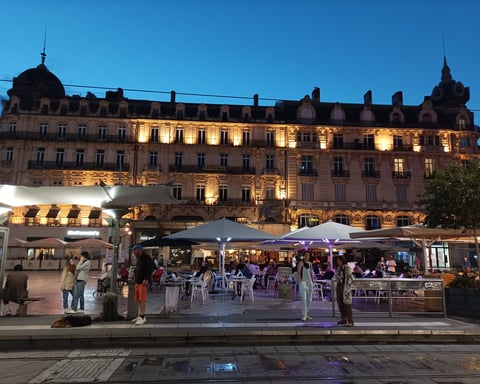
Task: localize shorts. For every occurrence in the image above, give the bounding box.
[135,283,148,302]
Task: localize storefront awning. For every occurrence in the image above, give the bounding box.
[88,209,102,219]
[24,207,40,218]
[46,207,60,218]
[67,208,81,218]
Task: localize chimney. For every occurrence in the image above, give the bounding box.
[392,91,403,106]
[363,90,372,105]
[312,87,320,102]
[253,94,259,107]
[170,90,176,104]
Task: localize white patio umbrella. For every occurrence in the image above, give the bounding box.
[274,221,365,270]
[350,224,467,273]
[24,237,69,248]
[66,238,113,249]
[166,217,277,285]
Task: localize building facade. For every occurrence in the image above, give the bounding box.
[0,54,478,269]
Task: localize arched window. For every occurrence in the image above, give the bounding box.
[365,215,381,230]
[298,214,319,228]
[396,216,410,227]
[334,214,350,225]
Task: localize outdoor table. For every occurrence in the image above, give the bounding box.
[228,276,247,302]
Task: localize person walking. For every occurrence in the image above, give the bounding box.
[335,255,354,327]
[131,244,155,325]
[296,252,314,321]
[1,264,28,316]
[60,257,76,314]
[69,251,91,314]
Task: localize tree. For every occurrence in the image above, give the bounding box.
[419,158,480,258]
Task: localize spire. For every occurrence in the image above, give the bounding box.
[41,28,47,65]
[441,55,452,83]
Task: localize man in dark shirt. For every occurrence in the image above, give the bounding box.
[1,264,28,316]
[131,244,154,325]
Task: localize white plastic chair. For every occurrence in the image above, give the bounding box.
[191,274,211,302]
[241,275,256,302]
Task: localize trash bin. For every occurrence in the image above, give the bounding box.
[164,282,182,317]
[277,267,293,299]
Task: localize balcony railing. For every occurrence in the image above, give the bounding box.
[392,171,411,179]
[298,169,318,177]
[28,161,130,171]
[0,131,135,143]
[361,170,380,178]
[169,165,255,174]
[331,169,350,178]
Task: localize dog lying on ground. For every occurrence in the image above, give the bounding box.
[51,315,92,328]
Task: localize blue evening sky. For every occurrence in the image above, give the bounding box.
[1,0,479,118]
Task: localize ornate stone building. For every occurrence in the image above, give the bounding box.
[0,53,478,268]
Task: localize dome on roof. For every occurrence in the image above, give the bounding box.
[7,63,65,100]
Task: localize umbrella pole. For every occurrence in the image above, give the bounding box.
[219,242,226,289]
[329,243,334,271]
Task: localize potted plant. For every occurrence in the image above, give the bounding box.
[445,272,480,318]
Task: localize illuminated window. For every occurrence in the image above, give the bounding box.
[393,158,405,173]
[424,158,434,178]
[298,214,319,228]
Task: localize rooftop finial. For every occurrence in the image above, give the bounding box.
[41,28,47,65]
